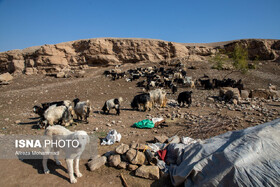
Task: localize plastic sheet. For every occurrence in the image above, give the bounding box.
[169,118,280,186]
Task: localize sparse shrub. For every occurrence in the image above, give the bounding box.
[232,43,249,74]
[212,44,249,78]
[211,50,228,70]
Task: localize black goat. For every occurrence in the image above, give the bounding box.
[178,91,192,107]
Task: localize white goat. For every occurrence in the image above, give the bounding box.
[149,89,167,108]
[43,105,74,127]
[73,98,92,123]
[102,97,123,115]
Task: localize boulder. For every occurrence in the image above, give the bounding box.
[87,156,107,171]
[220,87,241,101]
[75,70,86,78]
[0,72,13,82]
[115,143,129,154]
[127,164,139,171]
[232,99,238,105]
[117,161,127,169]
[56,71,65,78]
[8,59,25,74]
[250,89,278,99]
[130,143,150,151]
[108,154,121,167]
[240,90,249,99]
[154,135,169,143]
[126,148,146,165]
[135,165,160,180]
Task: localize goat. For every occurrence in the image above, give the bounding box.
[171,84,178,94]
[149,89,167,108]
[33,100,72,128]
[43,105,74,127]
[199,79,213,90]
[178,91,192,107]
[131,93,152,111]
[73,98,92,123]
[102,97,123,115]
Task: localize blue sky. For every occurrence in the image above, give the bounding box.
[0,0,279,52]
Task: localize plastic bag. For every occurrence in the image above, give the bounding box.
[101,129,121,146]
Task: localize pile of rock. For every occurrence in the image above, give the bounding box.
[106,143,160,180]
[87,135,200,180]
[91,143,161,180]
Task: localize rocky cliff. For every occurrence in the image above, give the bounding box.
[0,38,279,75]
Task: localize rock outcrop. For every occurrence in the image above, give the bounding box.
[223,39,279,61]
[0,38,279,76]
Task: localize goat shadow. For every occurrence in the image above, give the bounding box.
[93,110,126,115]
[17,155,69,182]
[18,117,42,129]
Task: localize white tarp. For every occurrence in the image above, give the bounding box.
[169,118,280,186]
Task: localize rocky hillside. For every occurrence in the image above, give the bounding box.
[0,38,279,75]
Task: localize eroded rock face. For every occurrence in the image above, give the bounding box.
[223,39,278,61]
[0,38,279,75]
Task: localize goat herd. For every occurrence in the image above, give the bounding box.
[32,65,244,129]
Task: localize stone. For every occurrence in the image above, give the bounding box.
[87,156,107,171]
[0,72,13,82]
[240,90,249,99]
[56,71,65,78]
[9,59,25,74]
[167,135,180,144]
[127,164,139,171]
[126,148,146,165]
[115,143,129,154]
[25,67,35,75]
[166,113,171,118]
[130,143,150,150]
[220,87,240,101]
[135,165,160,180]
[108,154,121,167]
[75,70,86,78]
[154,135,169,143]
[117,161,127,169]
[232,99,238,105]
[207,97,215,102]
[250,89,276,99]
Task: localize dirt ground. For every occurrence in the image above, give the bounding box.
[0,60,279,186]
